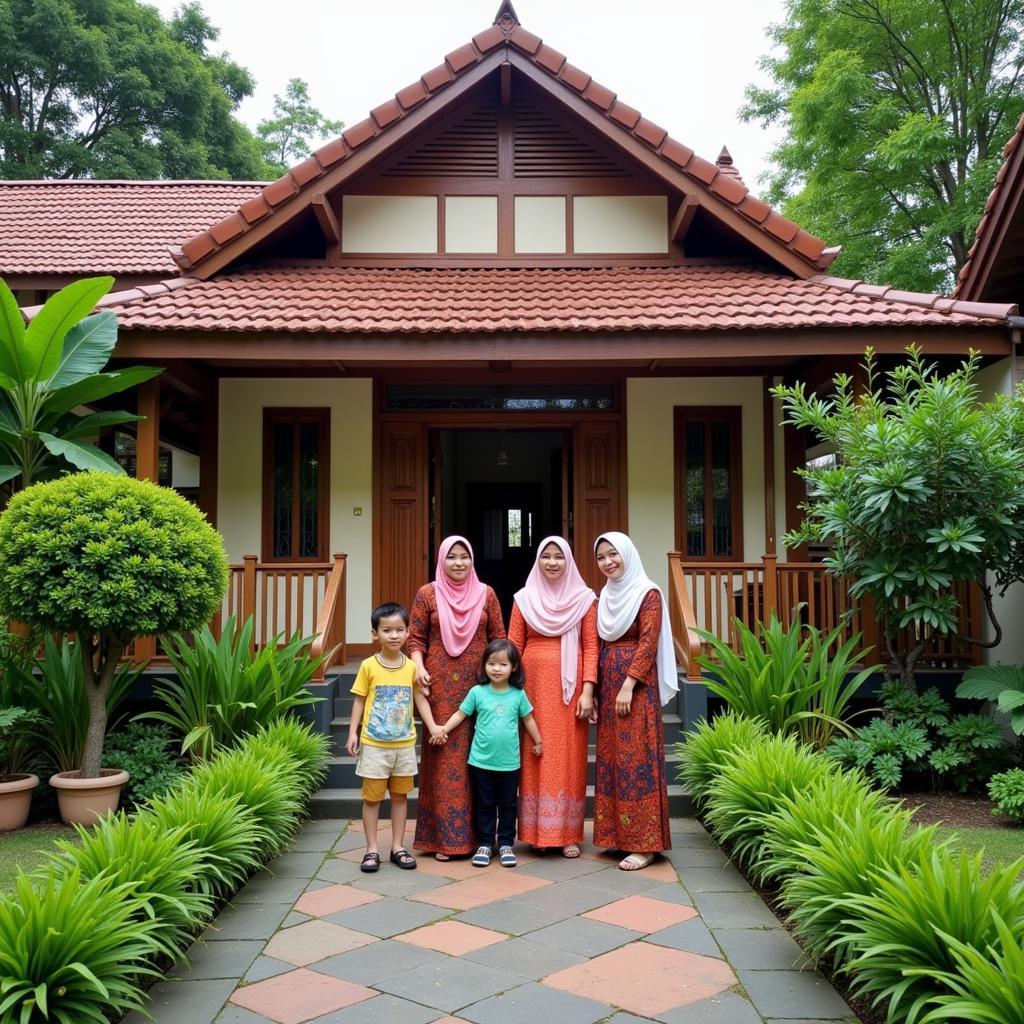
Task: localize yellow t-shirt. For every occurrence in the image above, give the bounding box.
[351,654,418,748]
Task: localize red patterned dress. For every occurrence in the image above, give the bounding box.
[593,589,672,853]
[410,582,505,856]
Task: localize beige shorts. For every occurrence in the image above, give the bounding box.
[356,743,417,801]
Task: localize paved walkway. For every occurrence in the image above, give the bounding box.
[126,819,856,1024]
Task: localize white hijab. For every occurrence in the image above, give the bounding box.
[594,531,679,707]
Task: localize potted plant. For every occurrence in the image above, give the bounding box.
[0,706,43,831]
[0,472,228,824]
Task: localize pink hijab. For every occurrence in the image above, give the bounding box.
[513,536,596,704]
[434,535,488,658]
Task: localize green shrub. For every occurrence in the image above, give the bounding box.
[988,768,1024,822]
[43,812,212,954]
[0,869,162,1024]
[102,723,184,809]
[704,733,834,868]
[144,787,266,899]
[675,712,768,807]
[827,718,931,790]
[146,616,324,760]
[697,615,877,749]
[244,718,330,800]
[839,847,1024,1024]
[957,664,1024,737]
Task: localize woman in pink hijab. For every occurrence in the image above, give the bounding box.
[508,536,597,857]
[409,536,505,859]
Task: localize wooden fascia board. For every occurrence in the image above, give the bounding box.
[962,147,1024,300]
[190,49,508,280]
[507,52,818,279]
[311,194,340,244]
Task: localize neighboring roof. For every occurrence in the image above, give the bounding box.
[955,111,1024,302]
[173,6,838,278]
[0,180,265,276]
[95,265,1015,334]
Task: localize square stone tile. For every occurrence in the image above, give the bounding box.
[454,897,575,936]
[657,989,762,1024]
[737,970,852,1019]
[689,890,781,929]
[124,978,236,1024]
[294,884,382,917]
[460,980,612,1024]
[604,1015,660,1024]
[204,904,291,942]
[716,928,807,970]
[298,818,347,834]
[396,920,506,955]
[172,939,263,981]
[543,945,736,1017]
[323,897,449,937]
[315,858,367,884]
[643,883,694,906]
[643,917,722,959]
[242,956,294,984]
[264,920,377,967]
[519,916,642,957]
[233,875,310,905]
[517,855,609,882]
[264,851,329,878]
[411,871,551,911]
[306,993,445,1023]
[311,939,447,986]
[412,855,502,881]
[215,1007,273,1024]
[374,958,524,1013]
[281,911,312,929]
[463,937,588,980]
[286,834,343,853]
[582,895,697,933]
[332,830,369,853]
[565,866,666,895]
[513,879,616,917]
[663,846,730,869]
[351,869,449,898]
[229,967,375,1024]
[676,865,752,892]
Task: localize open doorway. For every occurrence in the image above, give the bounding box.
[431,429,567,620]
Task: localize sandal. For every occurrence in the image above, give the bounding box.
[618,852,655,871]
[360,851,381,873]
[562,844,581,859]
[390,848,416,870]
[434,852,451,862]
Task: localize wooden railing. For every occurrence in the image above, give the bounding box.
[667,552,703,681]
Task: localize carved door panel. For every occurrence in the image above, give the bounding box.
[573,419,623,593]
[377,421,428,610]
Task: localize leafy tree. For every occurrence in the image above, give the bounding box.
[743,0,1024,291]
[257,78,343,176]
[0,275,160,490]
[0,472,228,777]
[775,347,1024,689]
[0,0,272,179]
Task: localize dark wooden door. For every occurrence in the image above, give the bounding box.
[573,419,623,593]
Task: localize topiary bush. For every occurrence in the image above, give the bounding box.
[0,472,228,777]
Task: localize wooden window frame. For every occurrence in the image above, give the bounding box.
[673,406,743,561]
[261,408,331,563]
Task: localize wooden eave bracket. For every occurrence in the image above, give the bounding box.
[312,195,340,244]
[670,196,700,242]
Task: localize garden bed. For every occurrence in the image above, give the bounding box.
[0,822,77,894]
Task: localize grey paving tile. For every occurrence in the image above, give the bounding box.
[656,989,762,1024]
[315,857,367,884]
[261,850,328,877]
[513,878,619,916]
[715,928,807,970]
[667,830,720,849]
[286,833,341,852]
[517,855,609,881]
[764,1019,857,1023]
[565,865,665,895]
[241,955,293,983]
[737,970,853,1019]
[307,992,445,1023]
[464,936,588,980]
[527,916,642,956]
[171,939,263,981]
[305,878,332,892]
[374,957,524,1013]
[310,938,448,985]
[454,897,574,935]
[281,910,312,928]
[298,818,348,834]
[643,882,694,905]
[202,903,291,941]
[125,978,236,1024]
[663,846,731,868]
[643,917,722,958]
[689,891,780,929]
[324,896,449,937]
[606,1015,660,1024]
[350,868,449,897]
[232,874,308,904]
[670,817,711,834]
[676,865,753,892]
[333,830,369,853]
[214,1007,273,1024]
[461,980,612,1024]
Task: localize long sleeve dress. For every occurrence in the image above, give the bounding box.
[593,589,672,853]
[409,582,505,856]
[508,601,598,848]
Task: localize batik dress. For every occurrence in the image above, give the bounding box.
[509,601,598,847]
[410,582,505,856]
[593,589,672,853]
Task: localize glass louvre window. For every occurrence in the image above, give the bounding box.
[675,408,742,561]
[263,410,329,562]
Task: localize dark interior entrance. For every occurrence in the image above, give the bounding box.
[430,429,567,620]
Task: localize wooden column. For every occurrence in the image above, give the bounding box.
[135,378,161,483]
[198,387,218,527]
[783,421,808,560]
[763,376,777,555]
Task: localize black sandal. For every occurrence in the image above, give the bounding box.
[360,851,380,873]
[390,848,417,870]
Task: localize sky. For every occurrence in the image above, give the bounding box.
[150,0,790,191]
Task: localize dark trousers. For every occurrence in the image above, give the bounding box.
[471,766,519,849]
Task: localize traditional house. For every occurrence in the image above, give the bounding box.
[3,3,1019,709]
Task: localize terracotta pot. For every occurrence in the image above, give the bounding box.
[49,769,129,826]
[0,773,39,832]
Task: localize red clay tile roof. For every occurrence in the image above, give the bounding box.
[95,265,1014,334]
[955,112,1024,301]
[173,8,837,277]
[0,180,265,276]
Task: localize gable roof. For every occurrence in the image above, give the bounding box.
[955,112,1024,303]
[174,5,839,280]
[0,180,264,276]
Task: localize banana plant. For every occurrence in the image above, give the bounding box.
[0,275,162,488]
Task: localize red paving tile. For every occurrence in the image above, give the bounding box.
[264,919,377,966]
[582,895,697,933]
[396,920,507,954]
[411,871,551,911]
[293,884,382,917]
[543,943,736,1016]
[229,967,376,1023]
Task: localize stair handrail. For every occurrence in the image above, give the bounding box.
[311,552,347,682]
[667,551,703,681]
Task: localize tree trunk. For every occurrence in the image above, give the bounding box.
[78,635,124,779]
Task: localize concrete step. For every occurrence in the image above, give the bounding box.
[310,783,694,820]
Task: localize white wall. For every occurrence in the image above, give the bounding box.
[217,378,374,645]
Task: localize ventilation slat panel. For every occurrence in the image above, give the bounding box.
[383,104,499,177]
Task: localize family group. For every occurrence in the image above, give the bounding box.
[346,531,678,874]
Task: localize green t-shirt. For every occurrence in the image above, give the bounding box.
[459,684,533,771]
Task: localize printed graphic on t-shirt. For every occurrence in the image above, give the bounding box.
[366,687,413,742]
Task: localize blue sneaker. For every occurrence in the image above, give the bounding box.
[499,846,517,867]
[472,845,492,867]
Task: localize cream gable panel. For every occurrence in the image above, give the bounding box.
[342,195,437,254]
[515,196,566,253]
[573,196,668,253]
[445,196,498,253]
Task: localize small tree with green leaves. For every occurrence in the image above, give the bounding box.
[0,472,228,778]
[774,347,1024,690]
